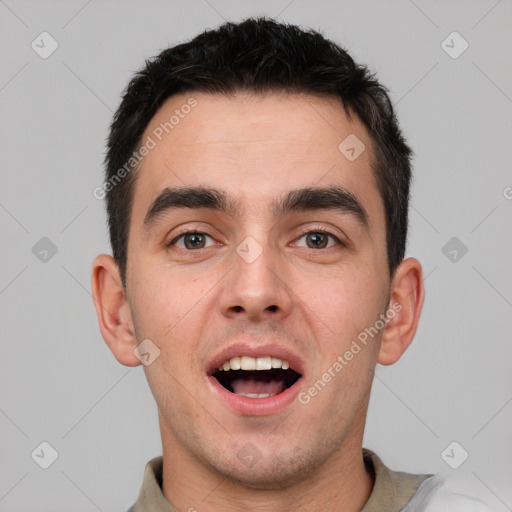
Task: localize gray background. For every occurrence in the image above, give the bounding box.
[1,0,511,510]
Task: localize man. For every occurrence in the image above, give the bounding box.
[91,17,495,511]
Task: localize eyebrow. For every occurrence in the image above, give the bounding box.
[142,184,369,235]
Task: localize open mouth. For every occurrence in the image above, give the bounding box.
[211,356,302,398]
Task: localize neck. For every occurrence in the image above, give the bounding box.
[159,420,374,512]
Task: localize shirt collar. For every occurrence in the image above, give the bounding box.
[130,448,432,512]
[361,449,433,511]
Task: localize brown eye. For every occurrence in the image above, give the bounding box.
[168,232,214,250]
[295,231,340,249]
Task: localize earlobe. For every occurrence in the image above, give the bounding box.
[378,258,425,366]
[91,254,141,367]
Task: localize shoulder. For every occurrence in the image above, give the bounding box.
[402,475,497,512]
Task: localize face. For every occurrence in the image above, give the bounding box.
[124,92,391,487]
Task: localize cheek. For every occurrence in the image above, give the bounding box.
[305,265,387,338]
[298,272,388,396]
[307,273,384,407]
[129,268,217,380]
[130,272,208,416]
[130,264,203,335]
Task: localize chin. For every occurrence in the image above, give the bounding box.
[221,463,307,490]
[204,442,330,490]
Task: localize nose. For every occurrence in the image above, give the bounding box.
[219,237,293,323]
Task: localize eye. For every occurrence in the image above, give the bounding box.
[167,231,216,250]
[294,231,341,249]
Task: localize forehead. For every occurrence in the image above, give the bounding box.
[130,91,384,231]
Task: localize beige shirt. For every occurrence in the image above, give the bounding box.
[128,448,433,511]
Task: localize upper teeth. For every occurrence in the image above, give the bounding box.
[218,356,290,371]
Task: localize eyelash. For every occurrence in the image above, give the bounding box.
[166,228,343,250]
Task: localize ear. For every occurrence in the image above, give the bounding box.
[91,254,141,367]
[378,257,425,366]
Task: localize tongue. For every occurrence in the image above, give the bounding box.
[231,377,285,396]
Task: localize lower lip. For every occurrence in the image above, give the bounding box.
[207,375,303,416]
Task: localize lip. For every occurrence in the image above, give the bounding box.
[205,343,305,416]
